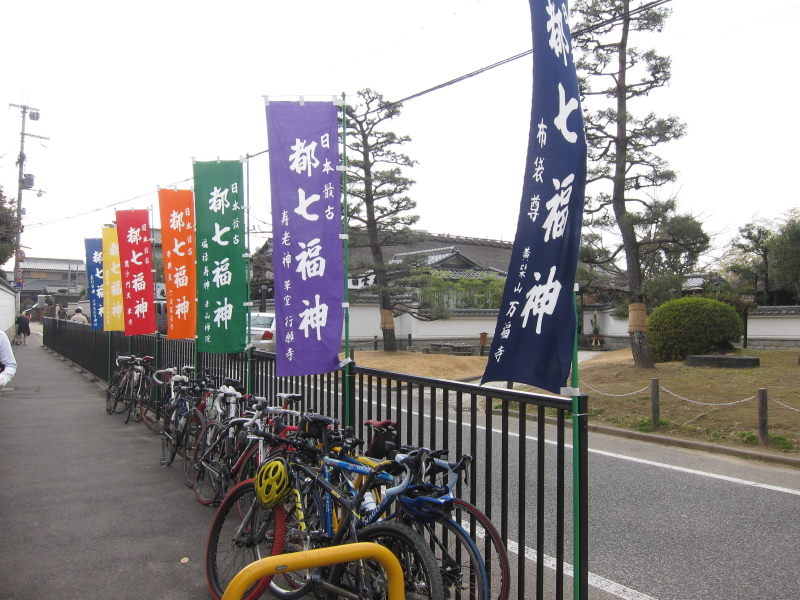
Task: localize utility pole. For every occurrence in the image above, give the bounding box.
[9,103,49,308]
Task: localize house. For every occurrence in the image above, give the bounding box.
[8,257,87,311]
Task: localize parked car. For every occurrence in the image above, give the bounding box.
[249,312,276,352]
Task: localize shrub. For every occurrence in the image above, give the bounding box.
[648,297,742,362]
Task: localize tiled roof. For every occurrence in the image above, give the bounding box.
[750,306,800,316]
[22,257,85,271]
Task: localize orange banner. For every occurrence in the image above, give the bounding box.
[158,189,197,339]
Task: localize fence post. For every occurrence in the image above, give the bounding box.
[651,379,660,428]
[758,388,768,445]
[373,335,378,351]
[407,333,412,350]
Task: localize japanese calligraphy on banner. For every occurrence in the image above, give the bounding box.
[193,161,246,353]
[102,226,125,332]
[158,189,197,339]
[482,0,586,394]
[115,209,157,335]
[266,101,344,377]
[84,238,104,330]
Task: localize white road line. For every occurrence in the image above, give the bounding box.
[399,407,800,497]
[466,519,657,600]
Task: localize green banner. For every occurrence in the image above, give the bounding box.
[193,160,247,353]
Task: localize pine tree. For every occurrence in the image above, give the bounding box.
[573,0,686,367]
[344,89,419,351]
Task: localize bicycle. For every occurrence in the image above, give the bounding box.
[207,421,445,600]
[192,384,284,505]
[364,419,510,600]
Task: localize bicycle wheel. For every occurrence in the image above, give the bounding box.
[106,371,123,414]
[268,483,325,600]
[193,421,226,505]
[114,373,131,414]
[327,520,445,600]
[205,479,286,600]
[233,443,262,487]
[453,498,510,600]
[161,406,182,466]
[123,375,142,424]
[182,409,206,488]
[415,516,488,600]
[138,382,161,433]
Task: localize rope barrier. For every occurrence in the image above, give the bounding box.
[578,379,650,398]
[659,387,756,407]
[770,398,800,413]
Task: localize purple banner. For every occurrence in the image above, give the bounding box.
[266,101,343,376]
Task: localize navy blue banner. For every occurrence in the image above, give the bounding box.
[482,0,586,394]
[84,238,105,330]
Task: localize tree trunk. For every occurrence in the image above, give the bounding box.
[379,301,397,352]
[613,1,655,368]
[629,331,654,368]
[628,302,654,368]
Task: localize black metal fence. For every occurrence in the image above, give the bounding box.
[43,317,588,600]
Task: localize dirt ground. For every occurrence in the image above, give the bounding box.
[352,350,488,381]
[351,348,800,456]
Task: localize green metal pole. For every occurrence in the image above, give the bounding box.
[571,284,585,600]
[244,154,253,394]
[340,92,352,427]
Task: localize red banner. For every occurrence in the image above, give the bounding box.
[116,209,157,335]
[158,189,197,339]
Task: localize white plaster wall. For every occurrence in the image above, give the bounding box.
[583,307,800,341]
[346,304,496,341]
[0,285,18,332]
[583,308,628,336]
[747,315,800,339]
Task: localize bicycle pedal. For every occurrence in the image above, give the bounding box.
[159,458,168,467]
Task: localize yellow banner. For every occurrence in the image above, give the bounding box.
[102,226,125,331]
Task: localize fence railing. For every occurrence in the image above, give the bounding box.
[43,317,589,600]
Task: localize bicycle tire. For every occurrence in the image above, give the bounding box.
[123,376,140,424]
[138,382,161,432]
[182,409,206,488]
[193,421,226,505]
[114,373,131,414]
[327,520,445,600]
[414,516,488,600]
[233,443,261,487]
[268,483,325,600]
[106,371,123,414]
[205,479,287,600]
[162,406,183,466]
[453,498,510,600]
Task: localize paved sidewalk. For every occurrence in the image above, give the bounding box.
[0,331,221,599]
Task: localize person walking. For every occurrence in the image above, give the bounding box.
[70,307,89,325]
[57,304,68,319]
[15,312,31,346]
[0,330,18,388]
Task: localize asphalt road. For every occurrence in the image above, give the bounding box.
[401,390,800,600]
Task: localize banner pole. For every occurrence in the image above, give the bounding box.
[340,92,353,428]
[571,284,587,599]
[244,154,253,394]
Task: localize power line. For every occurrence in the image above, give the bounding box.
[25,0,672,231]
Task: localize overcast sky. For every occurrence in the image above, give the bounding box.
[2,0,799,272]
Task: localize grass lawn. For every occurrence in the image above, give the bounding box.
[353,348,800,456]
